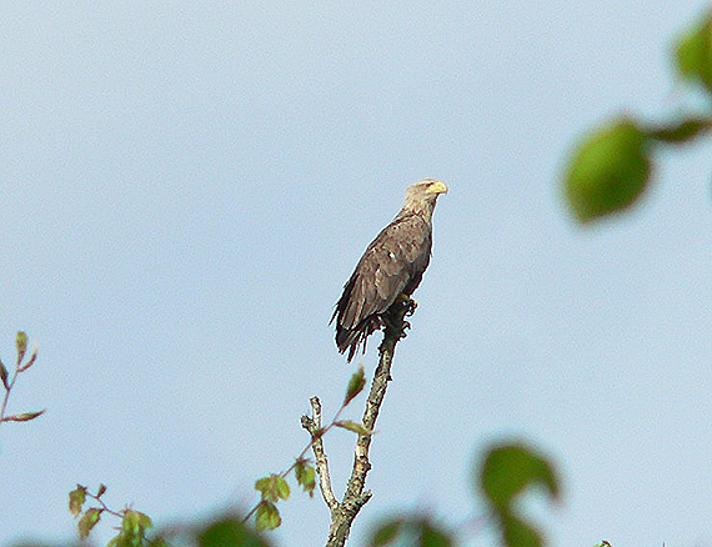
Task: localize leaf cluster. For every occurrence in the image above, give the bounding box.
[68,485,276,547]
[245,367,369,531]
[564,10,712,222]
[69,484,157,545]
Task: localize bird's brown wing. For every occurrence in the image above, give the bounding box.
[333,213,432,360]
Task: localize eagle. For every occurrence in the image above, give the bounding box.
[332,179,448,361]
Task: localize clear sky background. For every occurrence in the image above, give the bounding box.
[2,2,711,546]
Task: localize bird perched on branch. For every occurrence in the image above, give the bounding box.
[332,179,448,361]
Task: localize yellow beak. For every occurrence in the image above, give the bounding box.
[426,181,449,195]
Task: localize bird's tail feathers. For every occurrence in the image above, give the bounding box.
[336,317,380,363]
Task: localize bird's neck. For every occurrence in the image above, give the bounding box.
[399,202,436,223]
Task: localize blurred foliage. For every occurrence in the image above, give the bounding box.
[564,9,712,223]
[369,516,452,547]
[197,518,270,547]
[480,443,559,510]
[363,442,559,547]
[62,440,558,547]
[565,120,651,222]
[676,11,712,92]
[479,443,560,547]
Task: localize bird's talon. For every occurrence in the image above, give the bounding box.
[398,321,412,339]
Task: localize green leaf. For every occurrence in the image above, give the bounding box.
[275,476,290,501]
[335,420,374,436]
[0,360,9,390]
[370,519,405,546]
[112,510,153,545]
[344,366,366,406]
[78,508,102,540]
[419,520,453,547]
[675,11,712,93]
[479,442,558,547]
[122,510,153,533]
[646,117,712,144]
[294,460,316,497]
[255,476,272,500]
[198,517,270,547]
[69,485,87,517]
[255,501,281,532]
[2,409,46,423]
[564,118,651,222]
[16,331,28,360]
[479,442,559,510]
[255,474,289,503]
[501,512,543,547]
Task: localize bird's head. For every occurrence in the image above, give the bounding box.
[402,179,448,217]
[407,178,449,198]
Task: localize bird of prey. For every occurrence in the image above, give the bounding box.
[332,179,448,361]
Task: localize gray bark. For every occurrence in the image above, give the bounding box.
[318,301,411,547]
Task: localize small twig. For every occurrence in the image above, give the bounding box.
[0,361,19,428]
[86,490,124,519]
[302,397,338,511]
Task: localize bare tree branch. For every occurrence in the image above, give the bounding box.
[311,299,412,547]
[302,397,339,512]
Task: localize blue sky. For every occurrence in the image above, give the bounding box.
[2,2,711,546]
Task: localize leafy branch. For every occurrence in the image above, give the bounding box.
[0,331,44,428]
[242,364,370,532]
[68,484,163,546]
[563,9,712,223]
[68,483,277,547]
[66,344,373,544]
